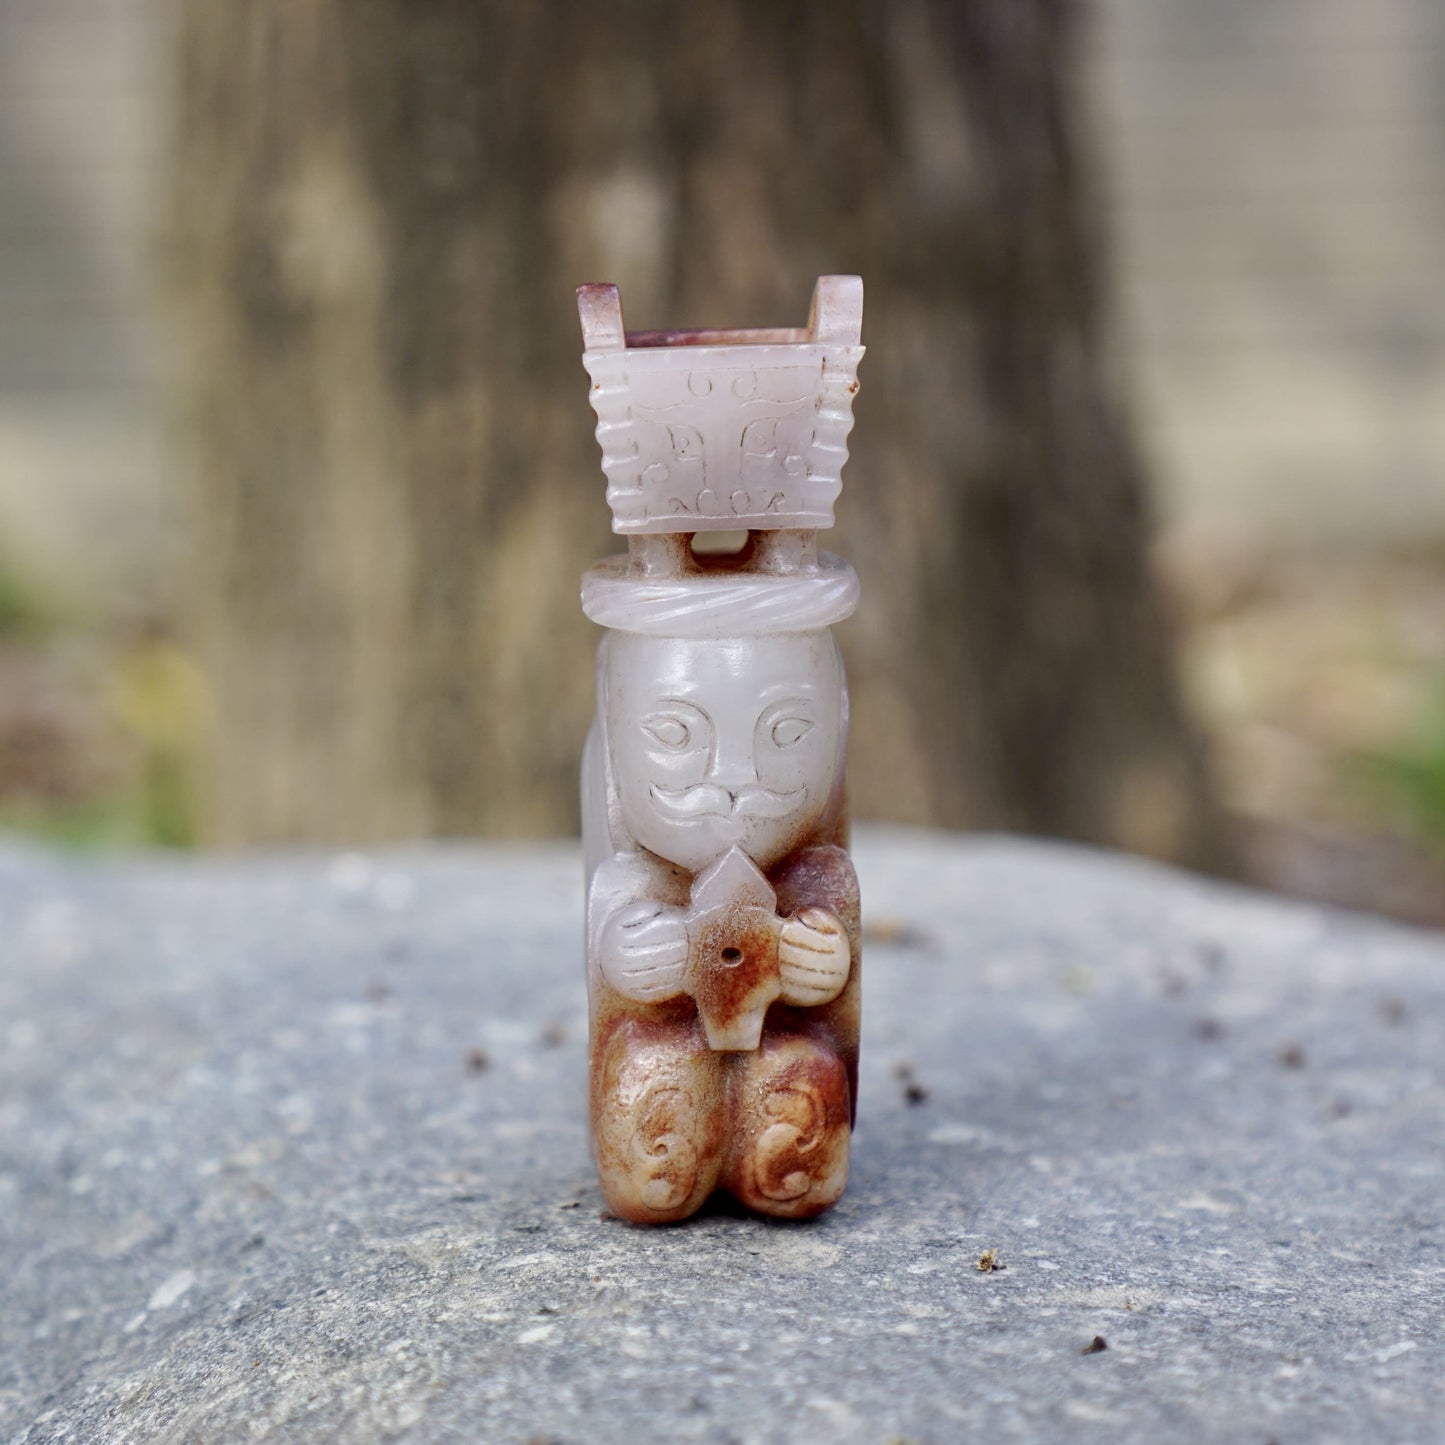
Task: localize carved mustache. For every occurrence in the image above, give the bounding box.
[649,782,804,821]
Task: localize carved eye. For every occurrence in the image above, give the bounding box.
[643,716,692,751]
[771,716,814,749]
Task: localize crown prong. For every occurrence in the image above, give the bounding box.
[807,275,863,347]
[577,283,625,350]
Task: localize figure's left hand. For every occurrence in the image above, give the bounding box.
[777,907,851,1007]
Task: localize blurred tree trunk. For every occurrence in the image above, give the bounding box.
[171,0,1234,869]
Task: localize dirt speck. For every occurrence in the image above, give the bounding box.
[464,1048,491,1074]
[864,918,936,950]
[976,1249,1004,1273]
[894,1060,929,1105]
[1277,1042,1307,1069]
[1081,1335,1108,1355]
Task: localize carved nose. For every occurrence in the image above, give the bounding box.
[707,748,757,792]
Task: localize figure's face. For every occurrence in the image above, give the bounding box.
[607,632,844,873]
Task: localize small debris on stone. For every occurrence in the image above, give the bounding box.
[1160,970,1190,997]
[540,1022,567,1048]
[1278,1043,1307,1069]
[894,1060,929,1105]
[1194,1017,1224,1041]
[1197,941,1226,973]
[863,918,935,950]
[1081,1335,1108,1354]
[1327,1097,1353,1120]
[364,981,393,1003]
[976,1249,1004,1272]
[1379,996,1407,1026]
[556,1199,580,1209]
[464,1048,491,1074]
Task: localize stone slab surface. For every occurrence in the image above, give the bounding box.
[2,829,1443,1444]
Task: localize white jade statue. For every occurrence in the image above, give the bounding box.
[578,276,864,1222]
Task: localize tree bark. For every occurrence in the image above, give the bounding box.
[170,0,1233,869]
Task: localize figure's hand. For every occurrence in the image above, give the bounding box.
[598,901,691,1002]
[777,907,851,1007]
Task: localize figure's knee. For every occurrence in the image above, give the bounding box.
[592,1020,724,1224]
[726,1034,851,1220]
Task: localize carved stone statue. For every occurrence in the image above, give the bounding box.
[578,277,864,1222]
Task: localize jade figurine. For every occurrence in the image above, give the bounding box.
[578,276,864,1222]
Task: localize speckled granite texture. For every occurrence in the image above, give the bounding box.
[2,830,1442,1444]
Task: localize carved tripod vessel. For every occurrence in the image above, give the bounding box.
[578,277,864,1222]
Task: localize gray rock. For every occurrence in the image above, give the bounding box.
[2,829,1443,1444]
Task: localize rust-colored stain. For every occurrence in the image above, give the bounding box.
[725,1034,852,1219]
[689,901,782,1051]
[592,1017,726,1224]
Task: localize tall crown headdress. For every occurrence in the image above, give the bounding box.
[578,277,864,636]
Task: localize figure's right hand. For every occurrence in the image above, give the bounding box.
[597,901,691,1002]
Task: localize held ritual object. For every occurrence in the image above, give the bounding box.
[577,276,865,1222]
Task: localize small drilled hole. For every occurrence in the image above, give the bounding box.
[721,947,743,963]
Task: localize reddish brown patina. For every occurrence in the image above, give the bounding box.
[622,326,811,349]
[689,902,783,1052]
[725,1032,853,1219]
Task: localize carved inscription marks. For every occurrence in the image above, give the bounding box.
[629,364,815,524]
[667,487,789,520]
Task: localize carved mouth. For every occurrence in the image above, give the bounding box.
[649,783,804,822]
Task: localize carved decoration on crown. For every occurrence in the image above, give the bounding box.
[578,276,864,535]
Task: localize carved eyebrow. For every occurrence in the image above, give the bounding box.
[756,685,820,707]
